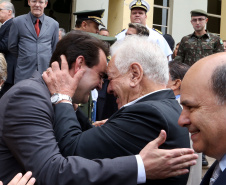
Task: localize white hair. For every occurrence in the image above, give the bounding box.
[2,1,15,18]
[110,35,169,85]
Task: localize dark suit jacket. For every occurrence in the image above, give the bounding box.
[0,18,16,84]
[8,12,59,83]
[201,160,226,185]
[54,89,190,185]
[0,71,137,185]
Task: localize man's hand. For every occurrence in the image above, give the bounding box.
[42,55,85,97]
[0,172,36,185]
[92,119,108,127]
[140,130,198,179]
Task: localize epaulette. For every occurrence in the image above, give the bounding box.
[152,28,162,35]
[115,28,126,36]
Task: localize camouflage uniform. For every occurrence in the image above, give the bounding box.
[176,31,224,66]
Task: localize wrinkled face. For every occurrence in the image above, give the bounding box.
[73,49,107,104]
[190,16,207,32]
[130,8,147,25]
[28,0,47,17]
[85,21,99,34]
[58,30,62,40]
[0,3,12,23]
[107,56,131,109]
[99,30,109,37]
[126,27,137,35]
[178,66,226,159]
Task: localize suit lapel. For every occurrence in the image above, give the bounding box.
[39,15,49,38]
[213,168,226,185]
[24,13,37,38]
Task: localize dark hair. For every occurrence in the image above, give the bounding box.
[163,34,175,52]
[211,64,226,105]
[128,23,149,36]
[169,61,190,81]
[100,28,109,32]
[50,30,109,69]
[75,19,93,28]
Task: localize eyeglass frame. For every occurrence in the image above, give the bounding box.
[191,18,207,23]
[29,0,47,5]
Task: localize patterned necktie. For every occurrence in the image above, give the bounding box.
[209,163,222,185]
[35,18,40,36]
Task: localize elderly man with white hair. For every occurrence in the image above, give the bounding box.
[45,35,191,185]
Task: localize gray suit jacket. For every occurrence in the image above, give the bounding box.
[8,12,59,83]
[0,71,137,185]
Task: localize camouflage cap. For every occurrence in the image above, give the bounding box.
[129,0,150,12]
[73,9,105,27]
[190,9,208,17]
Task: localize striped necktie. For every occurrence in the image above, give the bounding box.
[209,162,222,185]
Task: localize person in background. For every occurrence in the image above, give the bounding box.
[73,9,105,34]
[172,42,180,59]
[0,1,17,98]
[223,40,226,52]
[116,0,172,60]
[176,9,224,66]
[59,28,66,40]
[8,0,59,84]
[0,53,7,89]
[99,28,109,36]
[163,34,175,52]
[126,23,149,36]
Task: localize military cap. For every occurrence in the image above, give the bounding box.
[87,32,117,45]
[73,9,105,27]
[190,9,208,17]
[129,0,150,12]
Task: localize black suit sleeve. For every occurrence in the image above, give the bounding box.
[0,22,10,53]
[2,82,137,185]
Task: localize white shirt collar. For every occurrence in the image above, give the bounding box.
[121,89,167,109]
[219,154,226,172]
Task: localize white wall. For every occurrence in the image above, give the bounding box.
[75,0,109,29]
[171,0,208,44]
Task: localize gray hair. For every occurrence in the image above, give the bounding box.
[2,1,15,18]
[111,35,169,85]
[128,23,149,36]
[0,53,7,82]
[211,64,226,105]
[59,28,66,37]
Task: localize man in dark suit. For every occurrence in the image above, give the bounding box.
[0,1,16,98]
[0,31,198,184]
[8,0,58,83]
[178,52,226,185]
[45,34,191,185]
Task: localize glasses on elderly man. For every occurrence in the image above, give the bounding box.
[191,18,206,23]
[29,0,46,5]
[0,8,10,11]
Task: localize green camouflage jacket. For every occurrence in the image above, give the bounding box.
[176,31,224,66]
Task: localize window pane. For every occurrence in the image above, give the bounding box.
[207,17,221,34]
[154,0,169,7]
[207,0,221,15]
[153,7,168,26]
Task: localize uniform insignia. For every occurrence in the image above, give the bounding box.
[115,28,126,36]
[220,39,223,45]
[152,28,162,35]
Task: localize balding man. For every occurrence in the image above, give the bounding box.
[178,52,226,185]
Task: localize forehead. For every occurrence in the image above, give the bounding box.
[107,56,119,75]
[92,49,107,72]
[131,8,146,14]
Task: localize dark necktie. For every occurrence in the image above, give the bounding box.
[35,19,40,36]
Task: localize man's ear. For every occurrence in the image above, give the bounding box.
[129,63,143,87]
[72,55,85,73]
[205,18,208,23]
[171,79,182,91]
[81,21,88,30]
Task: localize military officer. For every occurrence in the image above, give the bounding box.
[116,0,172,60]
[176,9,224,66]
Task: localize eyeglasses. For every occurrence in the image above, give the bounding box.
[191,18,206,23]
[30,0,46,5]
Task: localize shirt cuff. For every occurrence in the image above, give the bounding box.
[135,154,146,184]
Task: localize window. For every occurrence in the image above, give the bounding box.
[153,0,170,34]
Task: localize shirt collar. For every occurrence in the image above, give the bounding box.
[30,12,44,24]
[219,154,226,172]
[191,30,209,39]
[121,89,167,109]
[2,18,12,25]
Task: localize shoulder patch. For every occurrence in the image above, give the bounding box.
[220,39,223,45]
[152,28,162,35]
[115,28,126,36]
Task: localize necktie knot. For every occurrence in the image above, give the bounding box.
[35,18,40,37]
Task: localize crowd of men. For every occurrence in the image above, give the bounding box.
[0,0,226,185]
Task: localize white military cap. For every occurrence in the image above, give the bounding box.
[129,0,150,12]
